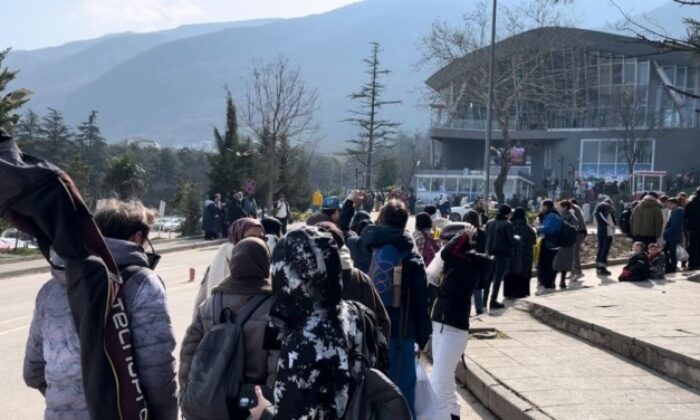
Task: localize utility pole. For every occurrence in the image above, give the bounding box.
[482,0,497,205]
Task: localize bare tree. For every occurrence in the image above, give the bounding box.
[420,0,573,203]
[243,55,318,208]
[345,42,401,190]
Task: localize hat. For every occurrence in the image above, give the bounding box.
[322,196,341,210]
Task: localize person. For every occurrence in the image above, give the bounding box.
[569,199,587,280]
[684,187,700,269]
[631,192,663,247]
[24,200,178,420]
[311,189,323,212]
[619,201,636,239]
[553,200,577,289]
[424,205,449,230]
[226,192,247,227]
[271,194,291,234]
[430,228,492,420]
[437,193,451,218]
[407,188,417,215]
[484,204,513,309]
[248,227,387,420]
[306,192,361,229]
[363,200,432,415]
[473,199,489,228]
[648,243,666,279]
[663,198,684,274]
[619,241,651,282]
[464,210,488,314]
[594,200,616,276]
[536,200,561,289]
[345,211,373,273]
[261,217,282,253]
[412,212,440,266]
[243,193,259,219]
[203,193,223,239]
[504,208,536,299]
[316,221,390,338]
[193,218,265,310]
[179,237,278,419]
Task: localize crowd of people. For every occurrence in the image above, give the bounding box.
[22,183,700,420]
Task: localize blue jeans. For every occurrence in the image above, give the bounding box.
[596,235,612,267]
[389,338,416,417]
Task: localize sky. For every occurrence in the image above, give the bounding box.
[0,0,674,51]
[1,0,362,50]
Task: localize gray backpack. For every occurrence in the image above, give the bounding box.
[181,294,270,420]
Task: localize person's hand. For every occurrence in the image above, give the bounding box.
[248,386,272,420]
[348,190,364,205]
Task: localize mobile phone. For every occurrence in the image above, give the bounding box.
[238,384,273,408]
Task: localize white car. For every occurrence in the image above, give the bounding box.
[448,203,474,222]
[155,217,184,232]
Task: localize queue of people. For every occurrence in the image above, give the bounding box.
[23,186,700,420]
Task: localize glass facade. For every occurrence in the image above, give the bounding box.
[433,46,699,132]
[579,139,653,181]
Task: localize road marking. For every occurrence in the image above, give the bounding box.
[0,324,29,336]
[0,315,29,325]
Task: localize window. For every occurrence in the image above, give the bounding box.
[431,177,444,192]
[638,62,650,85]
[624,58,636,85]
[676,66,687,88]
[579,139,654,181]
[613,57,623,85]
[599,56,612,86]
[663,65,676,85]
[445,177,458,193]
[417,177,430,192]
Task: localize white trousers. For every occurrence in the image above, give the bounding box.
[429,321,469,418]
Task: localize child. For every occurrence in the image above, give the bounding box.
[619,241,651,282]
[647,243,665,280]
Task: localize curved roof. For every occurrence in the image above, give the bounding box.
[426,26,696,90]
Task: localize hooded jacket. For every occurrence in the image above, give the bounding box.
[24,238,177,420]
[631,197,663,238]
[262,227,386,420]
[180,238,278,394]
[485,214,513,257]
[663,207,684,243]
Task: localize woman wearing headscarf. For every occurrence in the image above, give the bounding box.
[503,208,537,299]
[180,237,278,418]
[412,212,440,266]
[430,226,492,420]
[249,227,387,420]
[192,218,265,311]
[464,210,488,314]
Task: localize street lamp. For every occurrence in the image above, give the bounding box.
[482,0,497,206]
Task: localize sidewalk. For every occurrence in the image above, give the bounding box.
[0,237,225,279]
[459,265,700,419]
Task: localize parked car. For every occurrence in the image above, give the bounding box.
[449,202,474,222]
[154,217,185,232]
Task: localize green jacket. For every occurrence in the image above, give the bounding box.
[631,197,663,239]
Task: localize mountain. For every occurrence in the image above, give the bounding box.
[7,0,698,151]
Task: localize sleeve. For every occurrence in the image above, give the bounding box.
[411,264,432,350]
[178,308,205,392]
[655,209,664,238]
[505,222,514,249]
[358,271,391,340]
[131,275,178,420]
[539,214,559,235]
[339,199,356,232]
[23,288,47,395]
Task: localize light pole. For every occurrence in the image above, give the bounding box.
[482,0,497,205]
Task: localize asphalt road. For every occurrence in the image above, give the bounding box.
[0,237,494,419]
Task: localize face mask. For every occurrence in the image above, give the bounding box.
[144,238,161,270]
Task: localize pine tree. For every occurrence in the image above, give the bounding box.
[13,110,42,154]
[174,182,203,237]
[39,108,73,167]
[103,154,147,199]
[345,42,401,190]
[76,110,108,201]
[0,49,29,130]
[208,90,251,198]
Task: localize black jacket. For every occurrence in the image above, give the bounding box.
[485,215,513,257]
[431,234,492,331]
[685,195,700,232]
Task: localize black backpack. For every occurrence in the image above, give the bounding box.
[181,294,270,420]
[557,217,578,248]
[343,304,411,420]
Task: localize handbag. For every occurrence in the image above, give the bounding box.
[677,245,690,263]
[414,358,438,420]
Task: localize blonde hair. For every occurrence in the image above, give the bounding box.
[94,199,155,240]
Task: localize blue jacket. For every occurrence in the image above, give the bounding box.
[663,207,684,243]
[539,210,561,249]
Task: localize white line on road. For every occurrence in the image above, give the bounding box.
[0,315,29,325]
[0,324,29,336]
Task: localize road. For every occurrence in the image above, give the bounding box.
[0,241,494,419]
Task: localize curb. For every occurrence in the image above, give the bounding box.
[525,300,700,391]
[455,356,552,420]
[0,239,225,279]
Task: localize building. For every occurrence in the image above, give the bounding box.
[423,27,700,201]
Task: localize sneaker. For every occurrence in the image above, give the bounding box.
[476,309,484,315]
[489,301,505,309]
[597,268,611,276]
[559,280,567,289]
